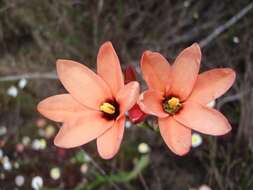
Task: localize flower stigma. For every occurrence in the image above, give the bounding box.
[100,102,116,114]
[163,97,182,115]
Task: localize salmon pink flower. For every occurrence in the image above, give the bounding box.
[138,43,236,156]
[37,42,140,159]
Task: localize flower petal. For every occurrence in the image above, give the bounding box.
[141,51,171,93]
[174,101,231,136]
[37,94,86,122]
[138,90,168,118]
[56,59,112,110]
[169,43,201,100]
[97,41,124,96]
[187,68,236,105]
[128,104,147,124]
[158,117,191,156]
[124,64,137,84]
[116,81,140,117]
[97,116,125,159]
[54,111,114,148]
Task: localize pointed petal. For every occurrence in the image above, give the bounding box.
[159,117,191,156]
[97,117,125,159]
[138,90,168,118]
[37,94,86,122]
[97,41,124,96]
[169,43,201,100]
[141,51,171,92]
[116,81,140,117]
[187,68,236,105]
[54,111,114,148]
[174,101,231,136]
[128,104,147,124]
[124,64,137,84]
[56,59,112,110]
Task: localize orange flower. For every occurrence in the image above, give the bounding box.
[138,43,236,156]
[37,42,140,159]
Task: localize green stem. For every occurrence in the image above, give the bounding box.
[76,155,150,190]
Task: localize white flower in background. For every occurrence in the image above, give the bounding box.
[32,139,47,150]
[31,176,43,190]
[32,139,41,150]
[14,162,20,169]
[0,149,3,158]
[15,175,25,187]
[0,126,7,136]
[39,139,47,149]
[232,36,240,44]
[80,163,89,174]
[50,167,61,180]
[138,142,150,154]
[7,86,18,97]
[2,156,12,171]
[22,136,31,146]
[44,125,56,138]
[183,1,190,8]
[18,78,27,89]
[199,184,212,190]
[125,120,132,128]
[206,100,216,108]
[192,133,203,148]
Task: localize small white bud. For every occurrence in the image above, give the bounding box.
[125,120,132,128]
[0,126,7,136]
[18,78,27,89]
[50,167,61,180]
[32,139,41,150]
[232,36,240,44]
[22,136,31,146]
[2,156,12,171]
[7,86,18,97]
[80,164,89,174]
[192,133,203,148]
[138,142,150,154]
[31,176,43,190]
[199,184,212,190]
[15,175,25,187]
[183,1,190,7]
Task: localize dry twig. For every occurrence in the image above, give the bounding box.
[200,2,253,48]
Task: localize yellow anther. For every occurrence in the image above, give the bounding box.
[100,102,115,114]
[163,97,182,115]
[167,97,180,109]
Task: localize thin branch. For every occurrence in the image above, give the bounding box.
[199,2,253,48]
[1,3,253,83]
[217,89,251,109]
[0,72,57,82]
[81,149,122,190]
[138,172,150,190]
[0,3,16,13]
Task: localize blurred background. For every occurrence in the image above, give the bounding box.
[0,0,253,189]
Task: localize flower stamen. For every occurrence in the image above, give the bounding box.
[100,102,116,114]
[163,97,182,115]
